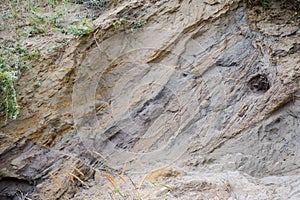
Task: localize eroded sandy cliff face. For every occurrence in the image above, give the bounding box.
[1,0,299,199]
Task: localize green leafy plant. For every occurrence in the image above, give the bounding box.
[54,20,94,36]
[50,12,65,28]
[0,44,40,123]
[0,67,19,122]
[113,17,146,32]
[75,0,112,9]
[261,0,269,8]
[8,0,18,18]
[48,0,58,8]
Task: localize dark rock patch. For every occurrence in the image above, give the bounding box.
[0,177,34,200]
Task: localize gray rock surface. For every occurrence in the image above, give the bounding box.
[1,0,299,199]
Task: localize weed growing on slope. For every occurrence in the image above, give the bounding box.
[0,44,40,122]
[114,17,146,32]
[0,0,105,123]
[75,0,112,9]
[0,66,18,122]
[54,19,94,36]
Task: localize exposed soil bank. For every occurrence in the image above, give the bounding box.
[1,0,299,199]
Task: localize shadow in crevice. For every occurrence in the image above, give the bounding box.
[0,177,35,200]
